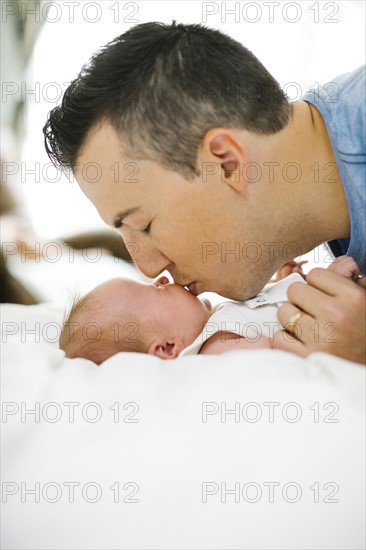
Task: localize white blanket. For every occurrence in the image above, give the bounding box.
[1,302,365,549]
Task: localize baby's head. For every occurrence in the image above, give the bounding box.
[60,276,212,364]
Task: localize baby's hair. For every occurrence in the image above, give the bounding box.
[59,288,146,365]
[59,290,88,350]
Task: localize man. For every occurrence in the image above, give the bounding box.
[43,22,365,364]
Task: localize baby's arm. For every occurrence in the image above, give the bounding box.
[199,331,272,355]
[273,256,365,286]
[271,260,308,282]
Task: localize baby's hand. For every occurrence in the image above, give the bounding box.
[328,255,366,286]
[271,260,308,282]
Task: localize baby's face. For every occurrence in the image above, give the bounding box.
[87,276,212,350]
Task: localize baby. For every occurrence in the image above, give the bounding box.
[60,256,363,364]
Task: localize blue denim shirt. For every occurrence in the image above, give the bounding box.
[302,65,366,274]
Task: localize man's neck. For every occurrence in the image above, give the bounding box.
[296,100,350,243]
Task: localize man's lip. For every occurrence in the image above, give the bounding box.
[186,282,198,296]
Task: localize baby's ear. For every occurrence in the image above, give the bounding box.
[148,339,184,359]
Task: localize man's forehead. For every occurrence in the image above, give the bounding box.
[75,120,133,184]
[79,119,123,158]
[74,155,145,226]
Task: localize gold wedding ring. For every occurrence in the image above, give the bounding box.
[286,311,304,334]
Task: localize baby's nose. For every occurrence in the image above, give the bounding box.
[153,275,170,286]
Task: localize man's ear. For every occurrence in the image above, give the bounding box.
[148,338,184,359]
[201,128,248,192]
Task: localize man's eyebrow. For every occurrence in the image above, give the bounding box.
[111,207,141,228]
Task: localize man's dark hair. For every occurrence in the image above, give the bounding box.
[43,21,291,179]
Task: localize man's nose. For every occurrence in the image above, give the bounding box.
[119,230,173,280]
[135,249,173,280]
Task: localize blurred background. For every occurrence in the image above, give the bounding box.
[1,0,365,306]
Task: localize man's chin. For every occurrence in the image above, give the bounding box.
[197,278,264,301]
[215,286,260,302]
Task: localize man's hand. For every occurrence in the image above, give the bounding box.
[273,267,366,364]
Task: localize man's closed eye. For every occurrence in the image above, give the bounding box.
[142,221,152,234]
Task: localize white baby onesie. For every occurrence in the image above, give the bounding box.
[179,273,305,356]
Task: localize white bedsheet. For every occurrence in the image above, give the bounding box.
[1,302,365,549]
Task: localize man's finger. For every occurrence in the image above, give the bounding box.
[286,281,334,319]
[272,329,307,357]
[277,303,315,343]
[306,267,359,296]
